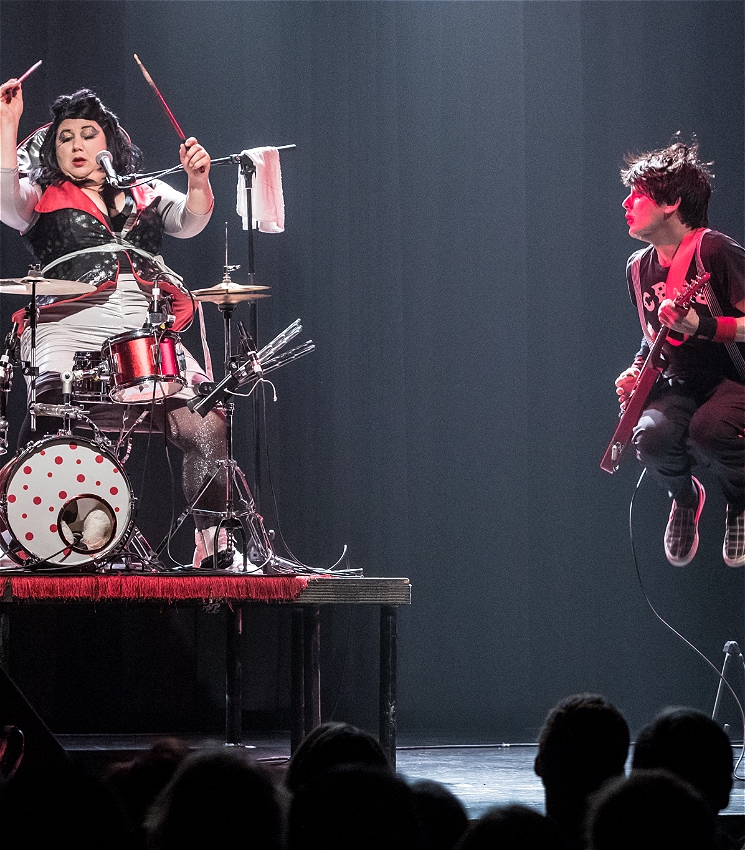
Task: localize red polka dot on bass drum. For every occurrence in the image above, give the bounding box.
[59,491,67,499]
[95,455,104,464]
[23,466,32,474]
[110,487,118,495]
[54,457,63,465]
[50,524,57,533]
[77,474,85,483]
[33,497,41,505]
[8,494,15,503]
[25,532,33,541]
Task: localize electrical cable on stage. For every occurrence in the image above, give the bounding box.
[629,467,745,779]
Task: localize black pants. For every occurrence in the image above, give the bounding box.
[632,376,745,510]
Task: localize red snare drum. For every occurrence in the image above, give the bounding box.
[102,328,186,404]
[0,435,133,570]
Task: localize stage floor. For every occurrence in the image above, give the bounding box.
[58,733,745,823]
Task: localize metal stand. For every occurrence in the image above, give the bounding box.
[156,293,302,573]
[711,640,745,737]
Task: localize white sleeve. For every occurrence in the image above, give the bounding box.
[0,167,42,232]
[152,179,213,240]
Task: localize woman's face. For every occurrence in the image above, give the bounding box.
[55,118,108,184]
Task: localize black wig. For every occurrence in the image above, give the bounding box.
[30,89,143,187]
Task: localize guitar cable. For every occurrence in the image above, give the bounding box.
[629,467,745,779]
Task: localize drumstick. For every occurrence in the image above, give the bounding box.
[17,59,42,85]
[3,59,42,104]
[133,53,187,143]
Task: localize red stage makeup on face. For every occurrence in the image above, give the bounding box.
[622,187,669,243]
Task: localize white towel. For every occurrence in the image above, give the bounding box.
[236,147,285,233]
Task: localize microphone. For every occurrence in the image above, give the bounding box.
[95,150,120,187]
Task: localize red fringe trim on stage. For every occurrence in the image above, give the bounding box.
[1,574,310,603]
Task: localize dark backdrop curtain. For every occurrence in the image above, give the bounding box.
[0,1,743,740]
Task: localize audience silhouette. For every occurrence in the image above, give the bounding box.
[410,778,470,850]
[631,707,738,849]
[284,720,391,793]
[145,749,285,850]
[586,768,717,850]
[1,699,739,850]
[534,693,630,848]
[287,763,424,850]
[456,804,571,850]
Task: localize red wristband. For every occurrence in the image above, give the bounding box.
[713,316,738,343]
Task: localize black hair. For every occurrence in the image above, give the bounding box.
[621,134,712,229]
[30,89,142,187]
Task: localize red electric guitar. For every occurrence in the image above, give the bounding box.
[600,272,709,474]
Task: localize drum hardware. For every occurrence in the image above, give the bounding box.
[71,351,111,404]
[186,319,314,418]
[0,322,19,457]
[159,264,321,573]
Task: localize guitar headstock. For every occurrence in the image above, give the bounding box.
[673,272,710,309]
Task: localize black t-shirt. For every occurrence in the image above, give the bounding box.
[627,229,745,384]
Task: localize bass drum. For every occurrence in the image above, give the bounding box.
[0,436,133,570]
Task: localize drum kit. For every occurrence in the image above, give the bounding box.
[0,264,317,575]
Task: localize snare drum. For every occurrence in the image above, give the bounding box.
[72,350,108,403]
[0,435,133,570]
[102,328,186,404]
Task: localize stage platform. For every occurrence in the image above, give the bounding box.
[58,732,745,829]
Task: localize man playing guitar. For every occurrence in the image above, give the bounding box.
[614,137,745,567]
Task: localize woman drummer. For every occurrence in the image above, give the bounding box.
[0,77,243,571]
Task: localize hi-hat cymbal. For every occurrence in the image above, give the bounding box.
[192,281,271,305]
[0,276,96,296]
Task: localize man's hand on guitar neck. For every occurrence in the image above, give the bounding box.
[658,299,700,335]
[615,362,643,408]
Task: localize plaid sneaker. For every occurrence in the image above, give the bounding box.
[724,504,745,568]
[664,477,706,567]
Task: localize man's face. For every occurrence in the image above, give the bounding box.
[622,186,671,243]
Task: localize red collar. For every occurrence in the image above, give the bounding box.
[36,181,160,228]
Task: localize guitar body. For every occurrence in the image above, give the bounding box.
[600,272,709,474]
[600,365,661,473]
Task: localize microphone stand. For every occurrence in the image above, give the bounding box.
[237,153,262,508]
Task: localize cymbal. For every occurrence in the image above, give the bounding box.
[0,276,97,295]
[192,282,271,305]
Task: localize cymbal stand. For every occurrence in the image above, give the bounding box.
[159,305,317,572]
[23,271,41,433]
[155,265,267,571]
[0,321,19,456]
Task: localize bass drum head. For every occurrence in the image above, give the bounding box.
[0,436,132,570]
